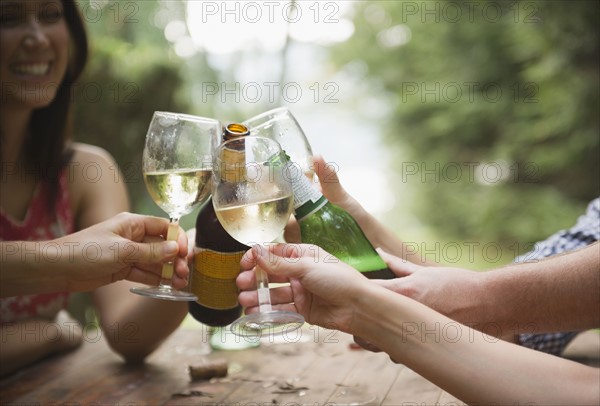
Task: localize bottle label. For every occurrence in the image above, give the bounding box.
[291,170,327,221]
[191,247,244,310]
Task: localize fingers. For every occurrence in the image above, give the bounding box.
[175,225,188,259]
[123,266,161,286]
[125,218,189,266]
[240,243,342,283]
[377,248,422,277]
[313,155,345,200]
[186,228,196,262]
[126,266,188,288]
[240,244,302,275]
[239,284,293,308]
[122,212,170,240]
[313,155,341,184]
[125,240,191,284]
[124,213,188,259]
[283,216,302,243]
[253,244,317,281]
[242,303,298,315]
[172,255,190,286]
[237,267,291,291]
[125,257,188,288]
[129,240,179,265]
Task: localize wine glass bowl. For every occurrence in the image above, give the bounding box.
[212,136,304,337]
[243,107,314,179]
[131,112,220,301]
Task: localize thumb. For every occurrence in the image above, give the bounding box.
[377,248,422,277]
[313,155,346,200]
[128,240,179,265]
[253,244,308,280]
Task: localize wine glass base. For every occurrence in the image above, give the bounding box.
[229,311,304,338]
[129,286,198,301]
[330,386,378,406]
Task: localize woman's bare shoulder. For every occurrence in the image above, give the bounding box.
[69,142,117,167]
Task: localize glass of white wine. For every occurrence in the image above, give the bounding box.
[130,112,219,301]
[243,107,314,179]
[212,136,305,337]
[244,107,315,244]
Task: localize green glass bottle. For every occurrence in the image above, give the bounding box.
[292,173,395,279]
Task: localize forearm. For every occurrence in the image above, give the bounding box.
[480,243,600,334]
[353,285,599,405]
[93,283,188,362]
[0,318,82,377]
[1,241,69,297]
[107,301,187,363]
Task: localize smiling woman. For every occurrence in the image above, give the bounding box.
[0,0,70,108]
[0,0,87,198]
[0,0,189,378]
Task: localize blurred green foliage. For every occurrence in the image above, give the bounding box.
[74,39,189,210]
[331,0,599,252]
[73,1,192,219]
[71,0,599,261]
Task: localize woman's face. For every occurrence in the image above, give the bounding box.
[0,0,70,110]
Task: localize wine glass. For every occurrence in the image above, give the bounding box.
[212,136,305,337]
[130,112,219,301]
[244,107,314,243]
[243,107,314,179]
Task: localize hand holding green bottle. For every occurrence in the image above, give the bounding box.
[286,155,395,279]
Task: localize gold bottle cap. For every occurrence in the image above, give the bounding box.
[220,123,249,182]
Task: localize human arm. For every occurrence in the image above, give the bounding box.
[0,212,189,297]
[374,243,600,337]
[0,312,82,377]
[70,144,188,362]
[285,155,432,264]
[238,244,600,405]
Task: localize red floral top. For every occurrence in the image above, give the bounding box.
[1,170,74,322]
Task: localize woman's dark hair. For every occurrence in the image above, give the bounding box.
[27,0,88,191]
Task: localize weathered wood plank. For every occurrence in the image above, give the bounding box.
[382,366,444,405]
[0,327,455,405]
[327,348,404,406]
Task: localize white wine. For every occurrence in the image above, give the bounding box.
[144,169,212,217]
[215,195,293,245]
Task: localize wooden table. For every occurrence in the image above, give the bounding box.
[0,325,464,405]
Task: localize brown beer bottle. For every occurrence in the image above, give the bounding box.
[188,123,249,327]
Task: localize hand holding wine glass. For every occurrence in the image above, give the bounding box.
[131,112,219,301]
[212,136,304,336]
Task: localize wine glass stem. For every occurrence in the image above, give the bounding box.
[159,218,180,289]
[255,266,273,313]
